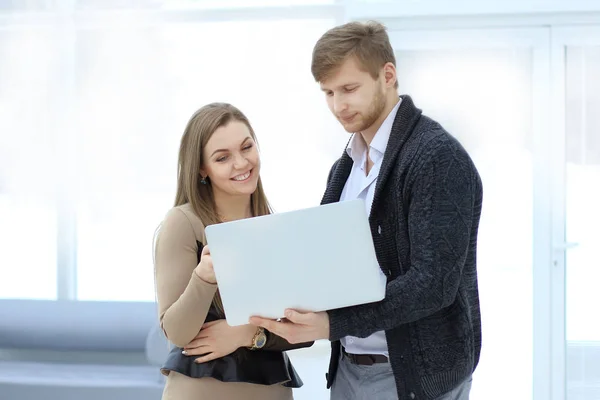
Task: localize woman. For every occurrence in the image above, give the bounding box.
[154,103,312,400]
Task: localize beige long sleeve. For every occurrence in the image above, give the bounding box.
[154,206,217,348]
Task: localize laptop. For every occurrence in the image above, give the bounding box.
[204,199,387,326]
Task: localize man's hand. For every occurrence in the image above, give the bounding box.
[249,309,330,343]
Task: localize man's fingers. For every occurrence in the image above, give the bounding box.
[250,317,276,331]
[249,317,291,340]
[284,309,312,324]
[249,317,275,330]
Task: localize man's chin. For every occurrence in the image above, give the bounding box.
[341,122,362,133]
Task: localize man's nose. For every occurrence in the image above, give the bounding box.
[333,94,347,114]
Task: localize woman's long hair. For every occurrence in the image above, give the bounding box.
[173,103,272,315]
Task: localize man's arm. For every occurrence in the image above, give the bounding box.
[326,139,481,341]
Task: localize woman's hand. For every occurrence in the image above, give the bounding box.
[182,320,257,363]
[193,245,216,284]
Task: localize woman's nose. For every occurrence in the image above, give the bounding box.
[233,153,249,169]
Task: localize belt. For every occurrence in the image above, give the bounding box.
[342,347,388,366]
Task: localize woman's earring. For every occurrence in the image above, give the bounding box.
[200,176,208,185]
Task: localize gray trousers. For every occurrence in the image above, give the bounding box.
[330,353,472,400]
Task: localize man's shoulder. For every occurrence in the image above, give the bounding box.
[405,115,473,167]
[404,116,482,198]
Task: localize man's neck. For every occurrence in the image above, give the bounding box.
[360,94,399,147]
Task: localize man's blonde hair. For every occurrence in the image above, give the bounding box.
[311,20,398,88]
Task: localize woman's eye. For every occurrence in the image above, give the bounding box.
[243,145,253,151]
[216,156,228,162]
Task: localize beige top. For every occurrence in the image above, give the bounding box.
[154,203,313,354]
[154,203,217,348]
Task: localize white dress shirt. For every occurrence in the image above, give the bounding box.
[339,98,401,356]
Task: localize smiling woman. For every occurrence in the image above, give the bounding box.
[153,103,313,400]
[200,121,262,210]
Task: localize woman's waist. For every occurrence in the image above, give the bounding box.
[161,346,303,388]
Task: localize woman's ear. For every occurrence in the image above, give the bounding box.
[199,168,207,180]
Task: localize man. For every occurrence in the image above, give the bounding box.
[251,20,483,400]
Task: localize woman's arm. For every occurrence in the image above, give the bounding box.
[183,321,314,361]
[155,208,217,348]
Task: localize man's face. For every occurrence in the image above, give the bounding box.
[320,57,386,134]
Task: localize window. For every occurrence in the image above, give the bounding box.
[566,46,600,165]
[161,0,335,8]
[565,44,600,400]
[75,0,335,10]
[0,27,61,300]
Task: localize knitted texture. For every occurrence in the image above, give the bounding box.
[322,95,483,400]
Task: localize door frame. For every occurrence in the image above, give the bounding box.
[549,25,600,400]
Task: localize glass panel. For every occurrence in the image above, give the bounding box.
[565,45,600,400]
[0,29,59,300]
[74,19,339,303]
[76,0,334,10]
[395,48,534,399]
[162,0,335,8]
[0,0,56,11]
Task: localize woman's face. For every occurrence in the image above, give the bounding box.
[201,120,261,198]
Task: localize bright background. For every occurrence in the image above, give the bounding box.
[0,1,599,400]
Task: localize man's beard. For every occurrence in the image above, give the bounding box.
[343,89,386,134]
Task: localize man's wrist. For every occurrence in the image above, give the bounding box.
[320,311,331,340]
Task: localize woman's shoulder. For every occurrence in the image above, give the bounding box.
[161,204,206,242]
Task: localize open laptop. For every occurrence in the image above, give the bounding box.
[204,199,387,326]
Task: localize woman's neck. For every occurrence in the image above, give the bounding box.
[214,192,252,222]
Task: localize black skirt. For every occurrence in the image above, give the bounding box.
[160,306,304,388]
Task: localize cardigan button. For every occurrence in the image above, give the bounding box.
[409,393,416,399]
[377,225,382,234]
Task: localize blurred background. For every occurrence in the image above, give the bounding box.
[0,1,598,399]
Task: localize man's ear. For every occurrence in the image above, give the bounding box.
[383,62,397,89]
